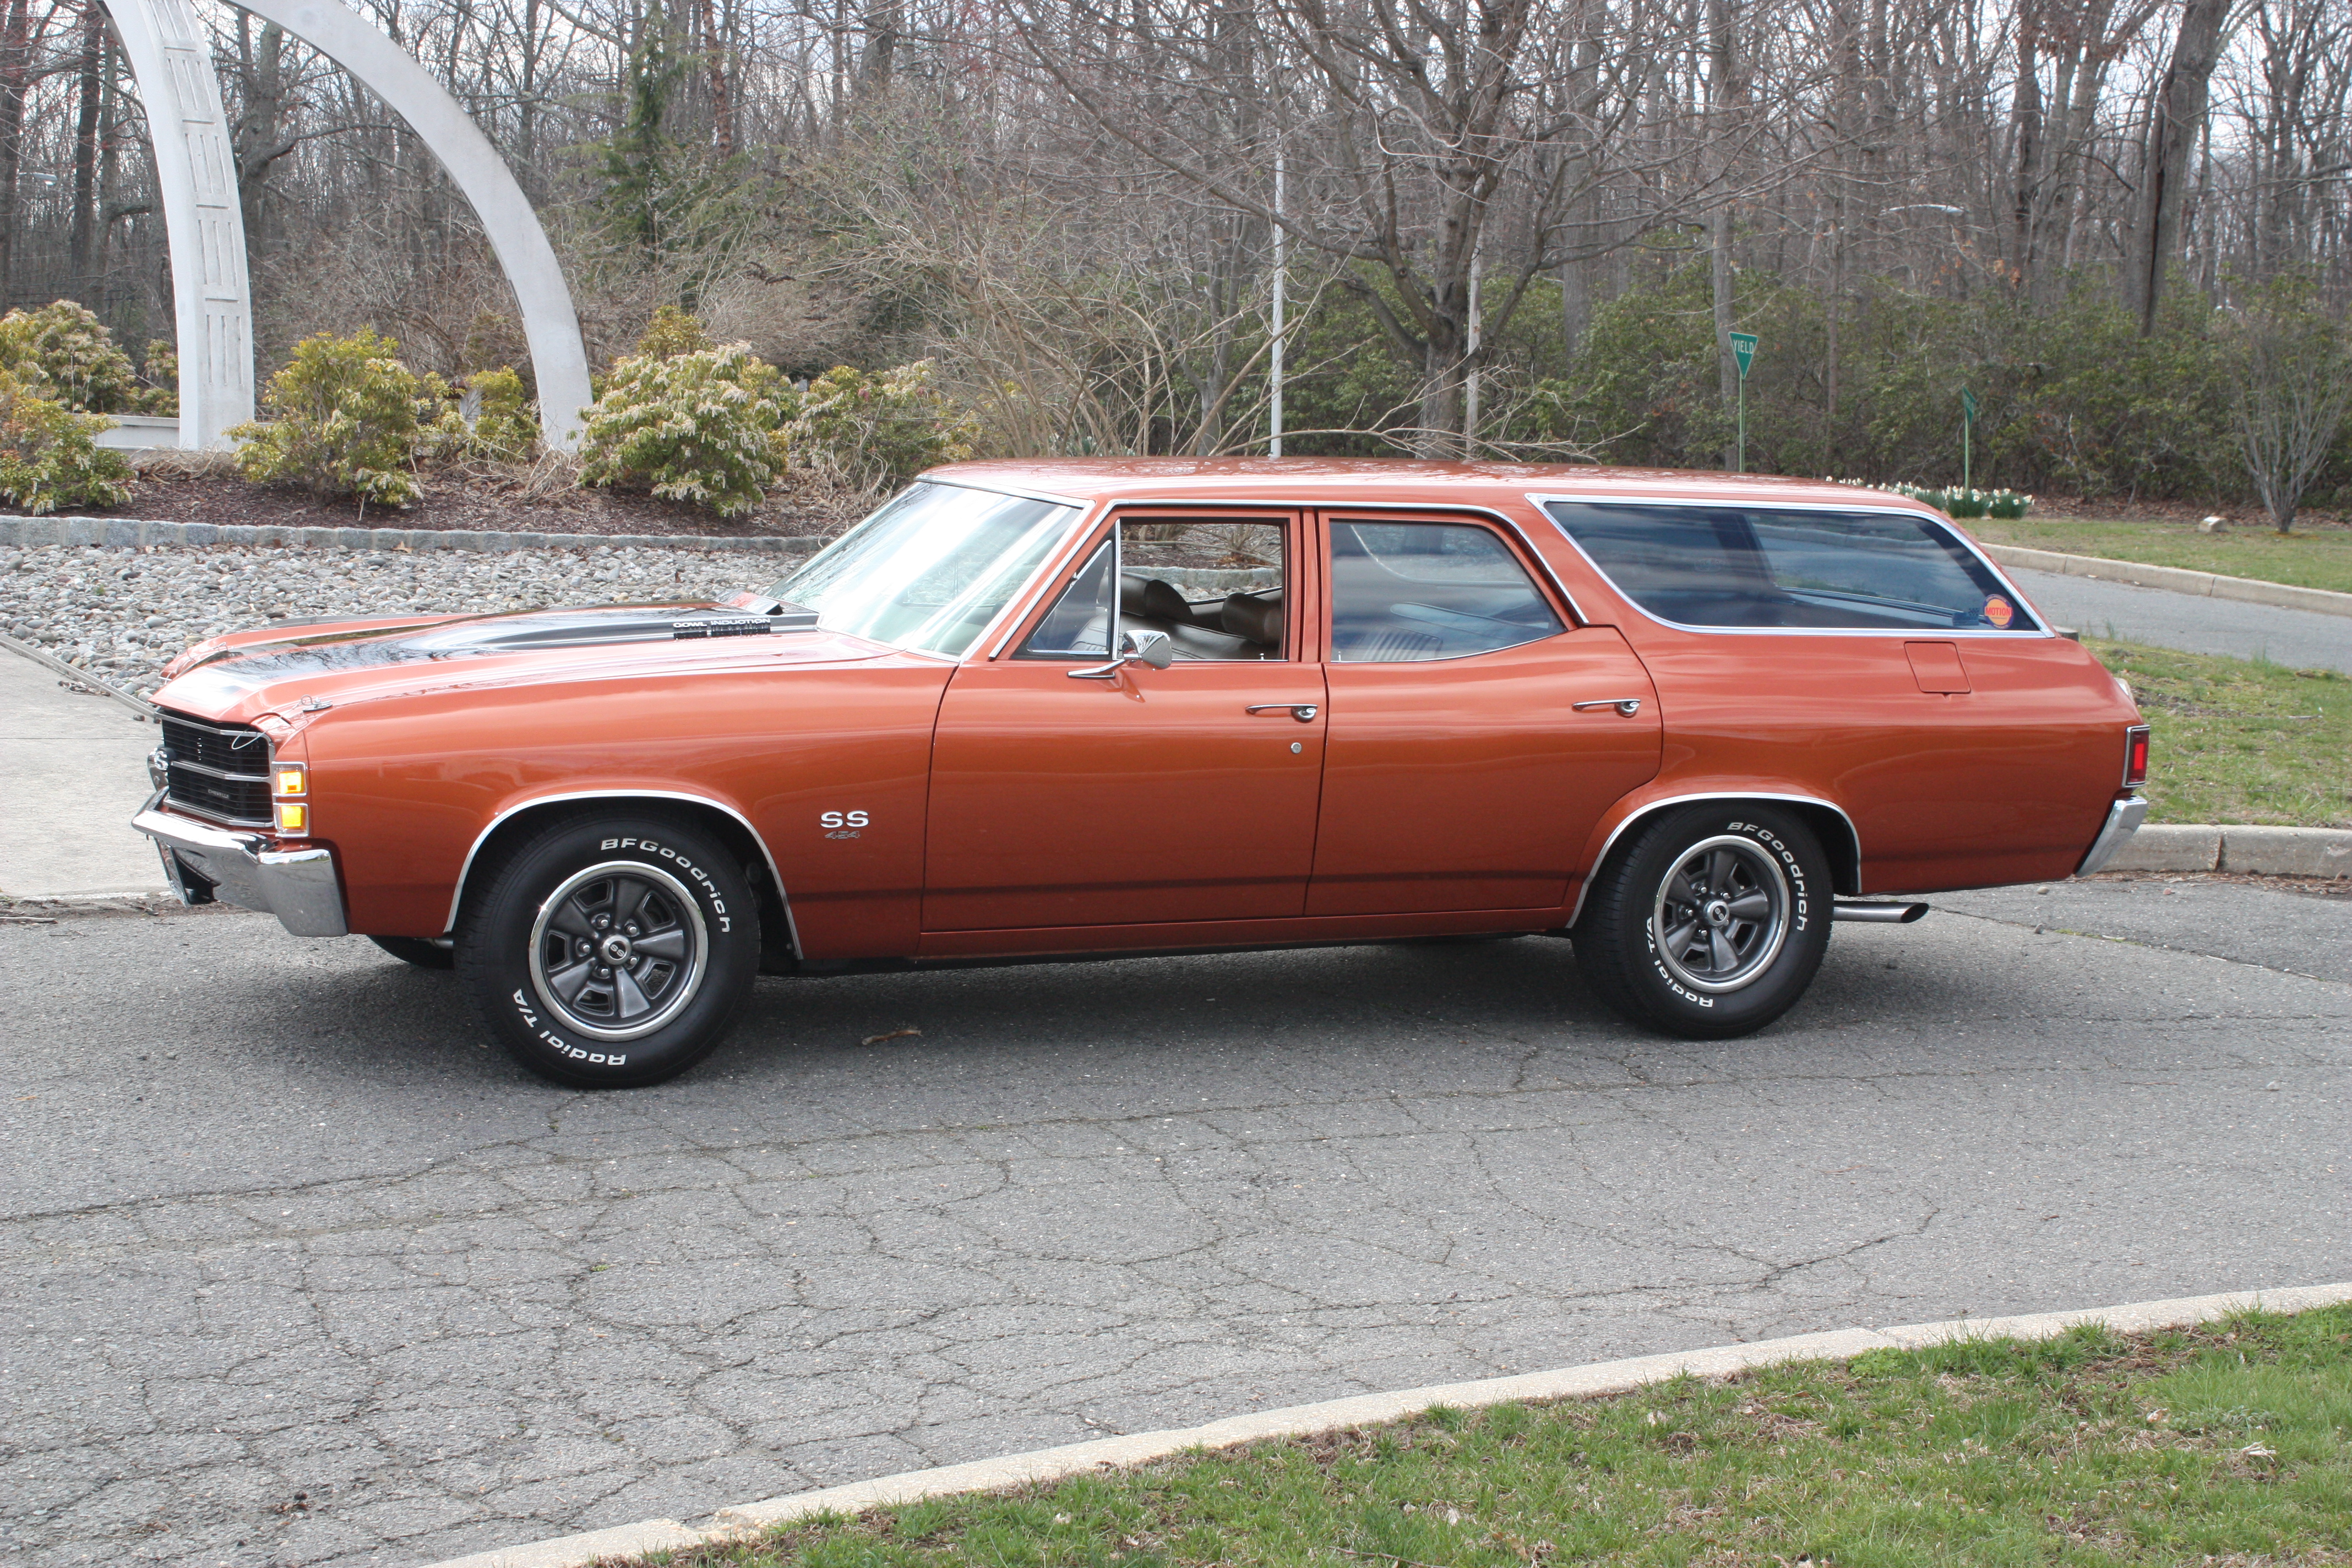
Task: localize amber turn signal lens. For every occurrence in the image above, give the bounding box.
[276,802,308,834]
[273,764,307,797]
[2124,725,2150,788]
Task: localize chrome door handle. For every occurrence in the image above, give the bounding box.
[1245,704,1319,722]
[1572,698,1644,716]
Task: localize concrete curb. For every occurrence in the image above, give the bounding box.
[419,1280,2352,1568]
[0,513,822,555]
[1983,542,2352,619]
[2109,822,2352,878]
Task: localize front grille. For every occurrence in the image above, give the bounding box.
[159,711,271,827]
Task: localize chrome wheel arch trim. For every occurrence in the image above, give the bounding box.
[443,788,800,957]
[1524,492,2056,641]
[1570,791,1863,927]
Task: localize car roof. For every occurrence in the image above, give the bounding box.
[922,458,1926,513]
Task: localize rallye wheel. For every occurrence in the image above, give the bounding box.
[1572,803,1831,1039]
[369,935,455,970]
[455,814,759,1088]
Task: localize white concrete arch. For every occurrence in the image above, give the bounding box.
[102,0,592,450]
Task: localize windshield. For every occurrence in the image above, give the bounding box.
[767,482,1081,656]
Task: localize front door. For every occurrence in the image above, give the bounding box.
[924,511,1329,932]
[1306,514,1663,916]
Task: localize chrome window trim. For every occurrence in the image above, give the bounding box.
[1038,496,1590,629]
[1567,791,1864,927]
[1526,492,2055,640]
[443,788,801,957]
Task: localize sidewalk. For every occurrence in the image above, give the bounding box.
[0,644,170,896]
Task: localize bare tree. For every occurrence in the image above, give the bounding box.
[2231,294,2352,530]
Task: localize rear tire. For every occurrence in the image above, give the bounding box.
[1573,803,1831,1039]
[456,813,759,1088]
[369,935,454,970]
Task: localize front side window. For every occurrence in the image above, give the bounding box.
[1544,502,2038,633]
[1021,518,1289,662]
[1329,521,1565,662]
[767,482,1080,657]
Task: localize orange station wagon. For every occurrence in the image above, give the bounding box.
[133,460,2151,1086]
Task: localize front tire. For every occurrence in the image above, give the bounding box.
[456,814,759,1088]
[1573,804,1831,1039]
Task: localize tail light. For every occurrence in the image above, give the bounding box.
[2123,725,2150,788]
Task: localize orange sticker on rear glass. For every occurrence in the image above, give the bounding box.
[1983,594,2015,629]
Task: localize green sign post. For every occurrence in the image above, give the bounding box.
[1961,385,1979,492]
[1730,332,1758,473]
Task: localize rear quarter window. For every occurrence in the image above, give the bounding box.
[1543,502,2037,633]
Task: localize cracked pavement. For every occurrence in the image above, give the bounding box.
[4,878,2348,1566]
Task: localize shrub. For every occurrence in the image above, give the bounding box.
[460,366,538,461]
[0,301,142,413]
[787,360,978,490]
[139,340,178,416]
[578,344,791,515]
[0,368,133,513]
[635,305,714,361]
[230,328,438,508]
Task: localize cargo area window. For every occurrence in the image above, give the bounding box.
[1544,502,2038,633]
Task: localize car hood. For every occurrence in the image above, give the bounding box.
[151,600,900,726]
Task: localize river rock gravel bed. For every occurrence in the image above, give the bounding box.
[0,541,798,700]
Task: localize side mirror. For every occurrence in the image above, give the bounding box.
[1122,628,1174,670]
[1069,625,1175,679]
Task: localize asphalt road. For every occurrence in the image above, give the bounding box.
[5,880,2349,1568]
[2007,565,2352,674]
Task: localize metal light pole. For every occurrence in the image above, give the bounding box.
[1464,228,1483,454]
[1270,148,1285,459]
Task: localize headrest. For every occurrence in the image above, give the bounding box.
[1120,574,1195,624]
[1222,591,1284,646]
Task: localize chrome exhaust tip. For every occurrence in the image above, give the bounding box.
[1833,901,1930,923]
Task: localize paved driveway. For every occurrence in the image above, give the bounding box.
[5,880,2348,1567]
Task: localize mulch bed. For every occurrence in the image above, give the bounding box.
[5,466,857,539]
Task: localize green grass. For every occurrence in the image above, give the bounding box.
[2088,639,2352,828]
[1967,514,2352,596]
[635,1308,2352,1567]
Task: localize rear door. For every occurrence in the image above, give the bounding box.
[1306,513,1662,916]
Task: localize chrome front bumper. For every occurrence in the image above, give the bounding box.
[133,794,348,937]
[2074,794,2149,876]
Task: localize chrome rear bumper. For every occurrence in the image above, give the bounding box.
[133,795,347,937]
[2075,794,2149,877]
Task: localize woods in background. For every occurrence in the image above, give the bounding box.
[9,0,2350,508]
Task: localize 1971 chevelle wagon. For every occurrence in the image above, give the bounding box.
[134,460,2150,1086]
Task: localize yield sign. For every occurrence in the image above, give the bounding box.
[1730,332,1758,379]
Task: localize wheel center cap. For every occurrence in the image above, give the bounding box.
[600,934,634,964]
[1703,899,1732,928]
